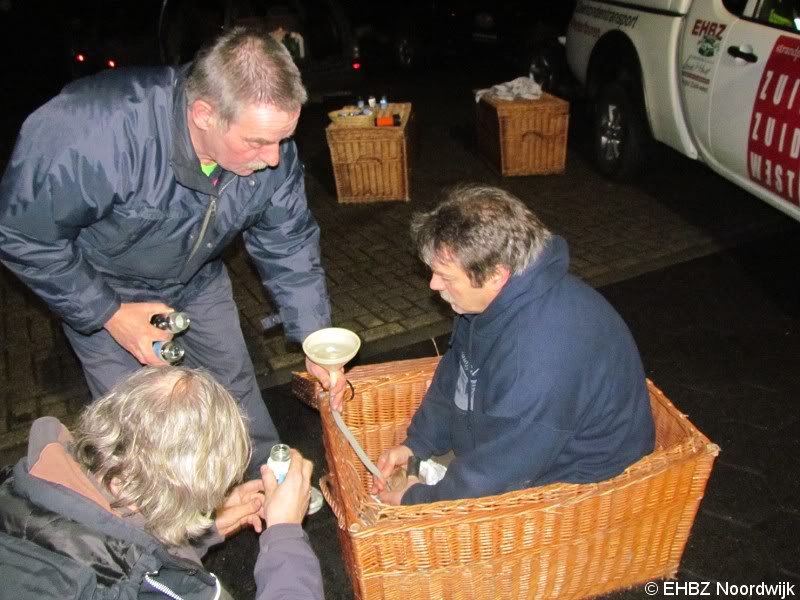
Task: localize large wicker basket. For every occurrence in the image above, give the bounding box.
[293,357,719,599]
[325,102,413,203]
[476,92,569,176]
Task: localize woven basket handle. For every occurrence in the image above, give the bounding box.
[522,128,564,141]
[354,157,382,165]
[319,474,346,530]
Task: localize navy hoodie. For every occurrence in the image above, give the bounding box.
[402,235,655,505]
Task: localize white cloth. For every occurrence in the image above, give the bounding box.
[475,76,542,103]
[419,459,447,485]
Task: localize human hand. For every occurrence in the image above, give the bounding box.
[371,445,413,494]
[260,449,313,527]
[378,475,420,506]
[104,302,176,365]
[215,478,265,538]
[305,357,347,411]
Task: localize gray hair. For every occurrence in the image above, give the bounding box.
[73,367,251,547]
[411,184,552,285]
[185,24,307,126]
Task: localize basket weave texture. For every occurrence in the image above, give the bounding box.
[293,357,719,599]
[476,92,569,176]
[326,102,412,203]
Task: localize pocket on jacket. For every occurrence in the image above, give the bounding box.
[83,216,188,277]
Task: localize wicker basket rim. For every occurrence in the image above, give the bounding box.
[480,91,568,108]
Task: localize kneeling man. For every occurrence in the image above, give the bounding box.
[372,184,655,505]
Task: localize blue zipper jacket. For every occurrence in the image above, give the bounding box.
[0,66,330,340]
[402,235,655,504]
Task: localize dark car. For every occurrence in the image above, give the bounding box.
[226,0,363,100]
[59,0,362,101]
[342,0,575,74]
[343,0,478,71]
[63,0,181,79]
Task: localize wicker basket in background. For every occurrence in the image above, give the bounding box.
[476,92,569,176]
[325,102,413,203]
[293,357,719,600]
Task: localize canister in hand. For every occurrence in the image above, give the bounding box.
[267,443,291,484]
[150,311,191,334]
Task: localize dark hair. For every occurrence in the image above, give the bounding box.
[411,184,552,285]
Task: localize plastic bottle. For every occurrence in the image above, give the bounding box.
[267,443,291,484]
[379,95,388,111]
[150,311,191,334]
[152,340,185,364]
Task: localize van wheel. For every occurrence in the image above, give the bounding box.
[592,80,649,180]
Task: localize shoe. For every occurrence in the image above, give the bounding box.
[307,486,325,515]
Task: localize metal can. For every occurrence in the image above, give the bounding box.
[152,340,185,364]
[150,311,191,334]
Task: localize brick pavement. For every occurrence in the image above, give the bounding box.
[1,68,794,450]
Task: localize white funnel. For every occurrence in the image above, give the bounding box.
[303,327,386,484]
[302,327,361,374]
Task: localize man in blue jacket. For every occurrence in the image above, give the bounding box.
[371,184,655,505]
[0,26,341,475]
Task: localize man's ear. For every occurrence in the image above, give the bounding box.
[188,99,217,132]
[489,265,511,291]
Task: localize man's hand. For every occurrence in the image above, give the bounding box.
[215,478,265,538]
[305,357,347,411]
[371,445,414,494]
[104,302,176,365]
[260,448,313,527]
[378,475,420,506]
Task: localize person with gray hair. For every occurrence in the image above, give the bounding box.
[370,184,655,505]
[0,366,324,599]
[0,24,345,480]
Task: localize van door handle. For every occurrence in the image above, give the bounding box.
[727,46,758,63]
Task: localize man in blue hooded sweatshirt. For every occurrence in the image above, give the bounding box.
[371,184,655,505]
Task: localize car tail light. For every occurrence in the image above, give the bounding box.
[75,53,86,62]
[107,59,117,68]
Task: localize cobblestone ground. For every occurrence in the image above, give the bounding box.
[1,66,793,449]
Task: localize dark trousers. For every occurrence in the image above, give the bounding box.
[63,268,279,477]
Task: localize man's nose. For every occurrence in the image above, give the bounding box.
[429,274,443,291]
